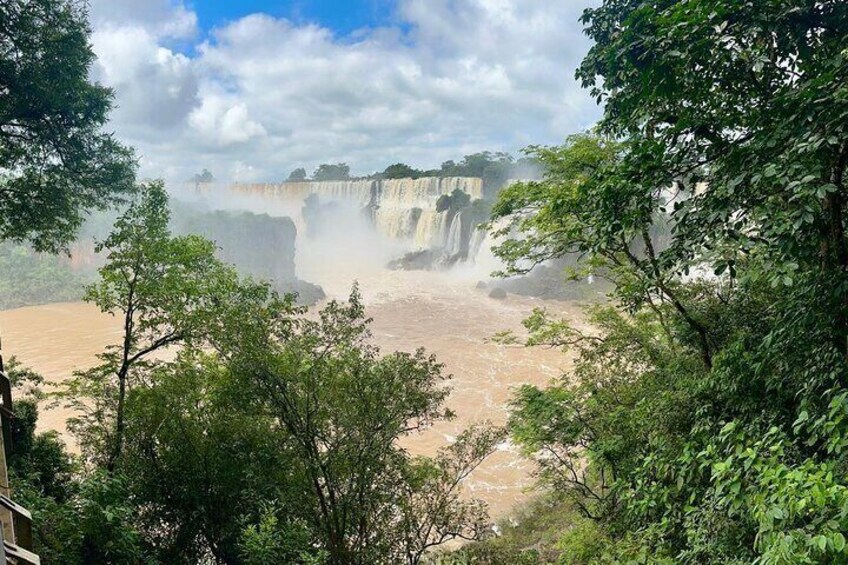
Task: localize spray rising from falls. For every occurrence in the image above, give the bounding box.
[230,177,490,270]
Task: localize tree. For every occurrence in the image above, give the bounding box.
[64,182,241,470]
[380,163,424,180]
[475,1,848,562]
[312,163,351,182]
[6,360,149,564]
[0,0,136,252]
[120,351,314,563]
[440,152,514,193]
[287,167,308,182]
[0,242,89,309]
[577,0,848,351]
[193,169,215,186]
[225,288,500,564]
[394,425,506,565]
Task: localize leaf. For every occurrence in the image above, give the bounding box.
[834,532,846,552]
[816,535,828,551]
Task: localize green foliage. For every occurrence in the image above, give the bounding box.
[433,495,605,565]
[287,167,308,182]
[555,520,608,565]
[576,0,848,288]
[0,0,136,252]
[7,358,75,502]
[64,181,243,468]
[440,152,515,193]
[219,287,503,564]
[465,1,848,563]
[5,360,148,564]
[16,470,149,565]
[436,189,472,213]
[119,350,306,563]
[313,163,351,181]
[239,505,327,565]
[381,162,426,179]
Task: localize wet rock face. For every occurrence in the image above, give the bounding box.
[488,287,507,300]
[171,206,325,305]
[281,279,326,305]
[387,249,441,271]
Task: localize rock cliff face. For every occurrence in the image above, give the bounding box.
[171,206,325,304]
[231,177,489,269]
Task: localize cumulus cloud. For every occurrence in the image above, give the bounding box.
[189,96,267,146]
[88,0,602,182]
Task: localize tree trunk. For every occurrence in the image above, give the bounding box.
[107,366,128,472]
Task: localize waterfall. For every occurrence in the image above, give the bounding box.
[445,212,463,256]
[469,227,487,264]
[231,177,484,257]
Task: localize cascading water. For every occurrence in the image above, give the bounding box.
[445,212,463,257]
[231,177,486,266]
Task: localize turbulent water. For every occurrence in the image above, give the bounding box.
[0,268,584,518]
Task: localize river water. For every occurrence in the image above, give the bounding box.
[0,267,585,519]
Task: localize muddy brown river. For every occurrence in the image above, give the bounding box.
[0,269,584,519]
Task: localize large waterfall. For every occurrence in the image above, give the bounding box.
[231,177,486,267]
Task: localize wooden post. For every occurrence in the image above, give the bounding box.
[0,340,13,546]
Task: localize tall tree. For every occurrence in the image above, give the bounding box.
[0,0,136,252]
[577,0,848,350]
[64,182,241,470]
[227,289,501,564]
[120,351,312,563]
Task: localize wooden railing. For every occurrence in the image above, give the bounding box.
[0,346,40,565]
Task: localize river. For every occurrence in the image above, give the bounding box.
[0,267,585,519]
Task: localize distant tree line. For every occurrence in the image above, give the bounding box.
[285,152,541,194]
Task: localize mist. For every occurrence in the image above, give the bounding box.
[168,177,514,299]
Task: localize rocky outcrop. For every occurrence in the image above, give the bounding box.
[171,205,325,305]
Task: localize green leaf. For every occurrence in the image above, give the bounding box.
[833,532,846,552]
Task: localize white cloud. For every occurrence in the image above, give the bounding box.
[189,97,266,146]
[88,0,602,182]
[89,0,198,40]
[91,26,198,133]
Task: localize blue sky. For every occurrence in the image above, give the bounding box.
[189,0,398,36]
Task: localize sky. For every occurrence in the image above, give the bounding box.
[87,0,602,183]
